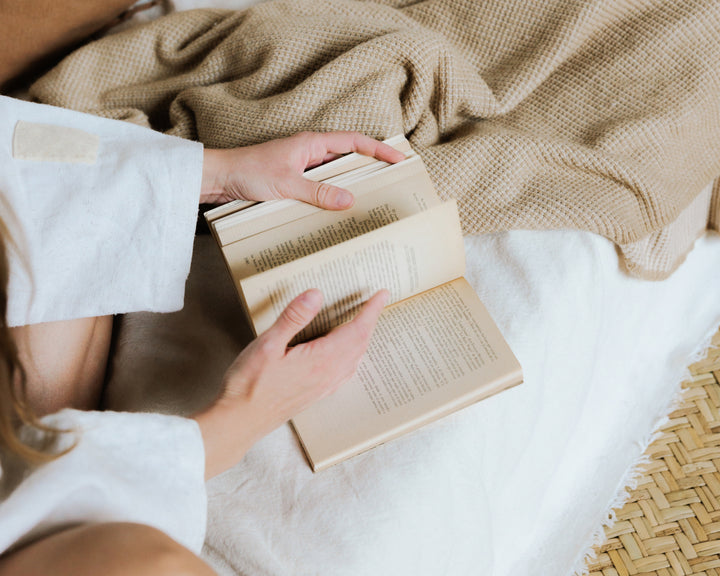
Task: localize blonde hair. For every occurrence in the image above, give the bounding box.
[0,216,61,464]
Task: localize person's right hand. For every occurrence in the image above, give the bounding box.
[200,131,405,208]
[192,288,389,479]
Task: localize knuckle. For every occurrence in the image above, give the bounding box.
[281,302,309,328]
[312,182,333,206]
[257,334,277,356]
[270,180,289,200]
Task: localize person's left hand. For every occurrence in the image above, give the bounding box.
[192,288,389,479]
[200,131,405,209]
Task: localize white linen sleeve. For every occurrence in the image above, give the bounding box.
[0,95,204,327]
[0,409,207,555]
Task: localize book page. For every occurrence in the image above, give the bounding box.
[291,277,523,471]
[240,201,465,341]
[223,157,440,281]
[204,198,256,225]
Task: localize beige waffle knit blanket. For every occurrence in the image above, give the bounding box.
[31,0,720,279]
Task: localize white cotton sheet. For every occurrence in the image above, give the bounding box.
[106,227,720,576]
[462,228,720,576]
[192,229,720,576]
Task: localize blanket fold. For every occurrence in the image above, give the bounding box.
[30,0,720,278]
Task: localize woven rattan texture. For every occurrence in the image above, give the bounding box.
[583,328,720,576]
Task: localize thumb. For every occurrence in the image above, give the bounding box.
[267,289,324,347]
[291,177,355,210]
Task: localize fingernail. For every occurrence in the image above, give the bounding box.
[335,190,354,208]
[380,290,390,306]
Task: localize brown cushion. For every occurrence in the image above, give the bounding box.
[0,0,138,89]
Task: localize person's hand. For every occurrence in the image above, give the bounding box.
[192,288,389,479]
[200,131,405,209]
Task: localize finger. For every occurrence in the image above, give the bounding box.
[306,152,343,170]
[322,290,390,350]
[322,152,343,164]
[320,132,406,164]
[292,177,355,210]
[266,289,324,347]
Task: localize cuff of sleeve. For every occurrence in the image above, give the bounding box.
[0,409,208,555]
[0,96,205,324]
[153,137,204,313]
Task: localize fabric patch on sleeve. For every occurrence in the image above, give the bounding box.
[12,121,99,164]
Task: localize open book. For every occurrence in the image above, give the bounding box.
[205,135,523,471]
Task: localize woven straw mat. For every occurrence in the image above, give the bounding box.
[582,327,720,576]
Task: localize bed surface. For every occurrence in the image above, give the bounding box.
[95,2,720,574]
[107,226,720,576]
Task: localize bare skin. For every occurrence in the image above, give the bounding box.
[0,131,402,574]
[0,522,216,576]
[194,288,389,479]
[0,290,387,576]
[200,130,404,206]
[10,132,403,417]
[11,316,113,416]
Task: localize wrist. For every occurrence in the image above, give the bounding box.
[192,400,257,480]
[200,149,227,204]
